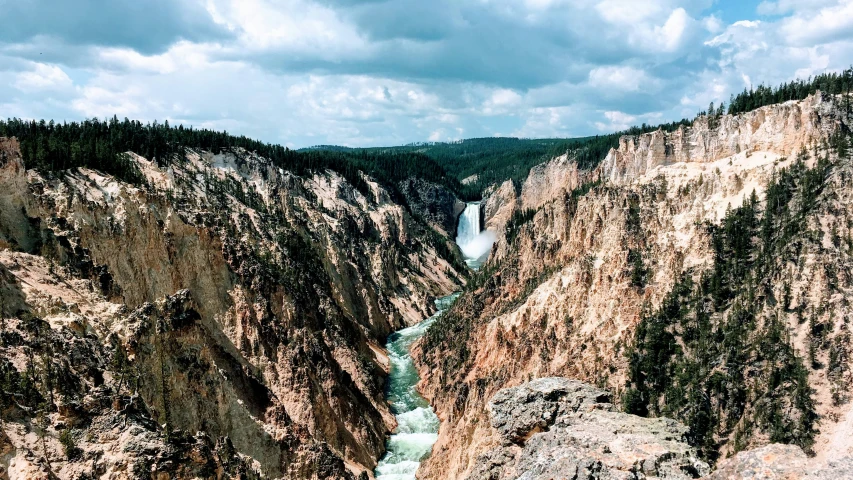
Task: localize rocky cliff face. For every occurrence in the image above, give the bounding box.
[398,177,467,237]
[481,180,517,236]
[0,140,465,479]
[705,444,853,480]
[481,153,591,242]
[599,92,841,184]
[416,93,853,479]
[438,377,850,480]
[469,378,709,480]
[520,153,587,212]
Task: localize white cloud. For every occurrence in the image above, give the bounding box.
[588,66,654,92]
[756,1,781,15]
[72,84,146,118]
[794,50,831,79]
[1,0,853,149]
[778,1,853,46]
[96,41,217,74]
[481,89,523,115]
[703,15,723,34]
[605,111,636,123]
[509,103,607,139]
[757,0,839,16]
[596,0,669,25]
[426,126,464,142]
[595,2,701,54]
[658,8,692,51]
[523,0,564,10]
[594,110,637,131]
[13,63,73,92]
[205,0,367,57]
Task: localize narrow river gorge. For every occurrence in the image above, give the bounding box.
[373,294,458,480]
[374,202,489,479]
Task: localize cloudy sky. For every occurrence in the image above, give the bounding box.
[2,0,852,148]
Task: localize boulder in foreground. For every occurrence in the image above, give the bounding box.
[469,377,710,480]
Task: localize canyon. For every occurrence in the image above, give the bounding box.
[0,137,465,479]
[0,91,852,480]
[416,92,853,479]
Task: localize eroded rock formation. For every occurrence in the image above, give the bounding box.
[0,139,466,479]
[469,378,710,480]
[599,92,841,184]
[706,444,853,480]
[417,93,853,479]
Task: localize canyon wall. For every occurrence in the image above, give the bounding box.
[416,93,853,479]
[600,93,840,184]
[0,141,465,479]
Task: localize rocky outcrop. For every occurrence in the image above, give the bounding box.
[398,177,467,237]
[482,180,517,235]
[519,154,585,211]
[706,444,853,479]
[481,154,591,240]
[0,138,37,252]
[468,378,709,480]
[416,94,853,479]
[0,139,465,478]
[0,258,267,479]
[599,92,840,184]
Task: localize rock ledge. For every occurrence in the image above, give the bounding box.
[470,377,710,480]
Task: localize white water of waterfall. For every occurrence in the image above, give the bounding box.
[374,294,458,480]
[455,202,495,269]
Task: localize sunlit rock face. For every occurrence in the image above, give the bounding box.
[469,378,709,480]
[416,94,853,480]
[482,180,518,235]
[598,92,841,184]
[0,139,465,479]
[706,444,853,480]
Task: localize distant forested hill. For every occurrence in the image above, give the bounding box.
[306,120,690,199]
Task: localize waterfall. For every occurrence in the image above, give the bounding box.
[455,202,494,268]
[456,202,481,246]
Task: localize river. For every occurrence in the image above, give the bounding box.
[373,294,458,479]
[374,202,489,479]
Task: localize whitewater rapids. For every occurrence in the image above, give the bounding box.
[374,295,458,480]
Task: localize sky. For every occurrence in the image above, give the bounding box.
[1,0,852,148]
